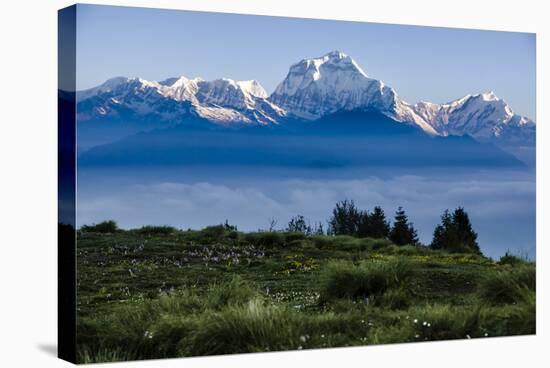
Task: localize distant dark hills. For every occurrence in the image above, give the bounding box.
[78,110,524,169]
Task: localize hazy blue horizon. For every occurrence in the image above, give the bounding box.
[75,4,536,120]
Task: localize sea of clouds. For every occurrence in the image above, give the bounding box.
[77,168,535,259]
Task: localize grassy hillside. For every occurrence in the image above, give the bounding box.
[76,225,535,363]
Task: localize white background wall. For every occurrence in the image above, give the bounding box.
[0,0,547,367]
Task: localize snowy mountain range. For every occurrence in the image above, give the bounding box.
[77,51,535,147]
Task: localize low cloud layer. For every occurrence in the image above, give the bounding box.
[77,168,535,258]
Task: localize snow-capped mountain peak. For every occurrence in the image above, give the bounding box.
[160,76,201,102]
[77,76,131,101]
[271,51,368,100]
[196,78,268,109]
[76,51,534,147]
[411,91,535,144]
[479,91,499,101]
[268,51,438,134]
[235,80,268,98]
[77,75,283,126]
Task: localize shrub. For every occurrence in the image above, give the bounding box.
[311,235,332,248]
[197,225,227,243]
[312,235,371,251]
[478,265,535,305]
[498,251,529,267]
[286,239,312,249]
[226,230,240,241]
[80,220,118,233]
[335,236,372,251]
[185,225,234,244]
[137,225,177,236]
[319,258,414,303]
[284,231,307,243]
[379,244,433,256]
[370,238,393,250]
[242,231,285,247]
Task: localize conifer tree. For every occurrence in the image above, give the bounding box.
[430,207,480,254]
[358,206,390,239]
[431,210,454,250]
[328,200,361,235]
[389,207,418,245]
[452,207,480,253]
[369,206,391,239]
[357,210,371,238]
[408,222,419,245]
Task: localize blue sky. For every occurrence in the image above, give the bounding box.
[76,4,536,120]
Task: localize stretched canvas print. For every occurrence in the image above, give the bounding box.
[58,4,536,364]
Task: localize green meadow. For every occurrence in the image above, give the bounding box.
[75,222,535,363]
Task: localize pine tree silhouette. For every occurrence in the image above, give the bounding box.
[452,207,480,253]
[358,206,390,239]
[430,207,480,254]
[431,210,454,250]
[389,207,418,245]
[370,206,391,239]
[357,210,371,238]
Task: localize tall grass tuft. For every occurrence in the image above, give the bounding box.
[478,265,535,305]
[181,299,300,356]
[319,258,414,303]
[206,276,257,309]
[369,304,486,344]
